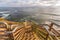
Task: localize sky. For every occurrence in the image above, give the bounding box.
[0,0,60,7]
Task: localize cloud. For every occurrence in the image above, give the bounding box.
[0,0,60,7]
[54,1,60,6]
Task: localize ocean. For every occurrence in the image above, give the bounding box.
[0,7,60,30]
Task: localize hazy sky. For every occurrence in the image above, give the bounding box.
[0,0,60,7]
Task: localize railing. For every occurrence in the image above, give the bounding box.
[12,27,25,40]
[32,21,60,40]
[1,21,60,40]
[41,22,60,40]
